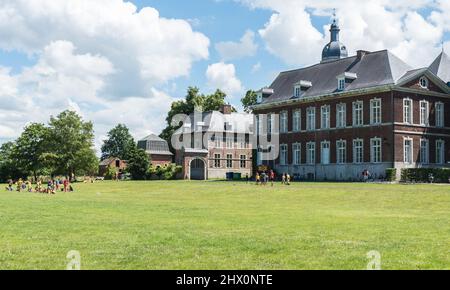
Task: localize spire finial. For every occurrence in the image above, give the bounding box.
[332,8,337,24]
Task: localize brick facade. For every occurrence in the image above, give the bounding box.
[254,78,450,181]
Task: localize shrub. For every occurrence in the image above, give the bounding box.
[104,166,117,180]
[401,168,450,183]
[385,168,397,182]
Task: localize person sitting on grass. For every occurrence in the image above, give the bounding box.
[27,181,33,192]
[17,179,23,192]
[6,180,13,191]
[255,172,260,185]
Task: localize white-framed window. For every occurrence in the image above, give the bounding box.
[293,143,301,165]
[214,154,221,168]
[321,105,331,129]
[403,98,413,124]
[353,139,364,164]
[321,141,330,165]
[294,85,301,98]
[353,101,363,127]
[435,102,444,127]
[370,98,382,125]
[336,140,347,164]
[404,137,413,164]
[420,100,429,126]
[420,139,429,164]
[306,107,316,131]
[370,138,382,163]
[214,136,222,148]
[338,77,345,91]
[336,103,346,128]
[293,110,301,132]
[436,140,445,164]
[306,142,316,165]
[280,111,288,133]
[240,155,246,168]
[280,144,288,166]
[237,136,246,149]
[226,136,234,149]
[227,154,233,168]
[419,76,429,89]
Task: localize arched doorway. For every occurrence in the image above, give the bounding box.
[190,158,206,180]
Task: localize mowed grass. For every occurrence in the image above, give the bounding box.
[0,181,449,270]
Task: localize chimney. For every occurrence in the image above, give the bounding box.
[357,50,370,60]
[220,104,232,115]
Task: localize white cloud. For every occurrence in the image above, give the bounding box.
[206,62,243,97]
[215,30,258,61]
[239,0,448,68]
[251,62,262,73]
[0,0,208,151]
[0,0,210,98]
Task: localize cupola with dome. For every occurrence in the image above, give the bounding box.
[321,14,348,63]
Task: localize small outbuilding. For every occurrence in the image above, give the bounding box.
[137,134,174,166]
[99,157,127,177]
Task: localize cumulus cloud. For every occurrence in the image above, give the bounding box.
[206,62,243,97]
[215,30,258,61]
[239,0,448,68]
[0,0,209,151]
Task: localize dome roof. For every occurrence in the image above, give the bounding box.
[321,19,348,63]
[322,41,348,62]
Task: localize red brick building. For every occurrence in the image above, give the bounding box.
[175,105,253,180]
[99,157,127,177]
[137,134,173,166]
[253,20,450,181]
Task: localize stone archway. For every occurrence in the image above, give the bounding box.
[190,158,206,180]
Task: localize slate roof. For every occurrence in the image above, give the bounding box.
[138,134,173,156]
[183,111,253,134]
[429,51,450,83]
[259,50,412,105]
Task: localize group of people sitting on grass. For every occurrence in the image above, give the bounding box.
[255,170,291,186]
[5,178,74,194]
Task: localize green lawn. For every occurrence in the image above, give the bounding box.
[0,181,449,270]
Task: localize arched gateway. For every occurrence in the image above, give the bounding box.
[190,158,206,180]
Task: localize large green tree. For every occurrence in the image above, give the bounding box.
[101,124,136,161]
[12,123,49,181]
[241,90,258,113]
[0,142,27,182]
[47,110,98,179]
[160,87,235,143]
[127,147,150,180]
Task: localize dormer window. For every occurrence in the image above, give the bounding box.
[294,85,301,98]
[337,72,357,91]
[256,92,263,104]
[293,80,312,98]
[338,77,345,91]
[419,77,428,89]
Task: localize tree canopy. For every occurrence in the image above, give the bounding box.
[241,90,258,113]
[0,110,98,181]
[160,87,235,144]
[101,124,136,161]
[127,147,150,180]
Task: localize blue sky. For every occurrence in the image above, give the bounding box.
[0,0,449,148]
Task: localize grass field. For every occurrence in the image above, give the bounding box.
[0,181,449,270]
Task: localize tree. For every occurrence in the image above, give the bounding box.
[241,90,258,113]
[47,110,98,179]
[101,124,136,161]
[160,87,235,145]
[0,142,21,182]
[127,147,150,180]
[13,123,49,181]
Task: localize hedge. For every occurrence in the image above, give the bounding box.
[385,168,397,182]
[401,168,450,183]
